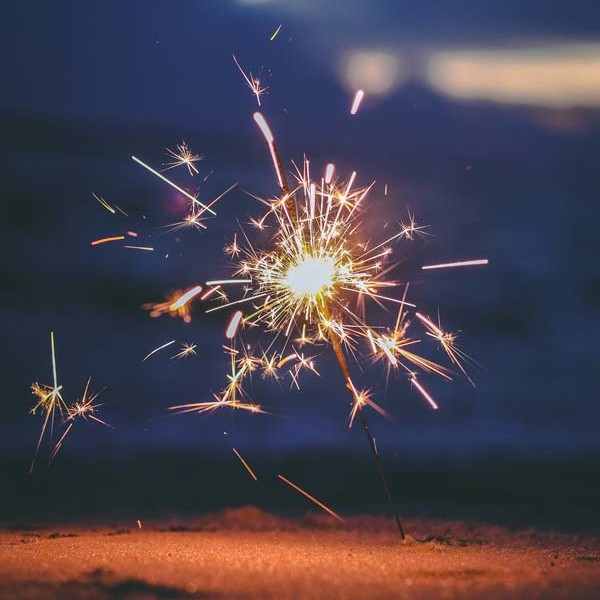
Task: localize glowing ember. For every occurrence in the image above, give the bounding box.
[285,255,337,298]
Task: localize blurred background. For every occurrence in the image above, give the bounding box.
[1,0,599,529]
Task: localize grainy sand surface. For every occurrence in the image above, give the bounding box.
[2,507,599,599]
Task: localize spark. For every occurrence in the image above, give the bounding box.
[92,192,116,214]
[410,375,439,410]
[278,474,344,522]
[422,259,489,270]
[232,447,258,481]
[206,279,252,286]
[164,141,202,175]
[415,312,474,384]
[201,286,221,300]
[350,89,365,115]
[50,377,112,460]
[132,155,216,216]
[144,287,202,322]
[253,112,287,192]
[170,286,203,310]
[253,112,274,144]
[270,24,282,41]
[143,340,176,361]
[91,235,125,246]
[399,210,428,240]
[224,233,240,258]
[233,54,268,106]
[171,343,198,360]
[123,245,154,251]
[30,332,67,473]
[324,163,335,184]
[225,310,244,339]
[31,336,109,470]
[169,396,264,416]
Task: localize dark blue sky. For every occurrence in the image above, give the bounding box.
[2,0,600,468]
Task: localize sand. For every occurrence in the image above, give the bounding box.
[1,507,599,599]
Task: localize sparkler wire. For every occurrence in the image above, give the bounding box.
[256,117,405,538]
[328,310,405,539]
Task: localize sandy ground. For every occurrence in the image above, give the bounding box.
[1,507,599,600]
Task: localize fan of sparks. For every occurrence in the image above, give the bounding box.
[155,114,487,422]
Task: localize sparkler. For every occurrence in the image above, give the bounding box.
[87,57,488,536]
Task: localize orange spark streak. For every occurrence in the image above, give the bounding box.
[92,192,116,214]
[91,236,125,246]
[277,474,344,522]
[422,259,489,270]
[277,353,297,368]
[350,89,365,115]
[170,286,203,310]
[225,310,244,339]
[232,447,258,481]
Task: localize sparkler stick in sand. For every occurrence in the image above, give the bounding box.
[139,104,486,535]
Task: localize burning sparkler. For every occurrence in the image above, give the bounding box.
[86,57,489,536]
